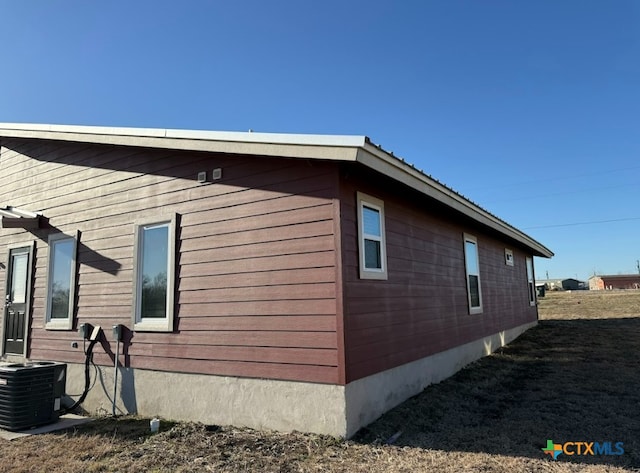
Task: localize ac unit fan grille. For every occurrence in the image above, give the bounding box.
[0,363,67,431]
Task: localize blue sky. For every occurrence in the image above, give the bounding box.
[1,1,639,280]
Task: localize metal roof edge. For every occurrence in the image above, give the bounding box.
[357,144,554,258]
[0,123,363,162]
[0,122,552,257]
[0,122,367,148]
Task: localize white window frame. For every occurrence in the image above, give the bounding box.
[505,248,514,266]
[357,192,388,280]
[526,256,536,306]
[132,214,177,332]
[45,232,78,330]
[463,233,483,314]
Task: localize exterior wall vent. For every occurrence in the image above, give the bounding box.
[212,168,222,180]
[0,362,67,431]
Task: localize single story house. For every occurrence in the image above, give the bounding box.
[589,275,640,290]
[0,123,553,437]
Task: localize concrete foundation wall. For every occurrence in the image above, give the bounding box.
[64,364,347,436]
[58,321,534,438]
[343,320,536,437]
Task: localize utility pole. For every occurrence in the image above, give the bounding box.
[637,260,640,275]
[546,270,549,279]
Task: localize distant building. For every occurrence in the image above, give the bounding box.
[536,278,585,291]
[589,275,640,290]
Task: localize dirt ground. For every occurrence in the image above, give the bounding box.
[1,290,639,472]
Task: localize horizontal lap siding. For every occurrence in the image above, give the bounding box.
[0,139,340,384]
[340,166,538,382]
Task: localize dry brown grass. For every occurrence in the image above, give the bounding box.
[1,290,639,472]
[538,290,640,320]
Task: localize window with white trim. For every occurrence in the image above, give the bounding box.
[505,248,514,266]
[133,215,176,331]
[45,233,77,330]
[357,192,388,280]
[526,257,536,306]
[463,234,483,314]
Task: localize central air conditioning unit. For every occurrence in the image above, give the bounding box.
[0,361,67,431]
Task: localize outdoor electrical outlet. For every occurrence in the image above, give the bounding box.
[78,323,91,340]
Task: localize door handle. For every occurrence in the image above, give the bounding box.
[5,295,11,308]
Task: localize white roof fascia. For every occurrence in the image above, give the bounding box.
[0,122,552,257]
[357,144,554,258]
[0,123,364,161]
[0,122,366,146]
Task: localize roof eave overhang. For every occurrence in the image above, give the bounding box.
[357,145,554,258]
[0,124,363,162]
[0,123,553,257]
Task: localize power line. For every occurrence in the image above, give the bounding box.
[523,216,640,230]
[482,181,638,204]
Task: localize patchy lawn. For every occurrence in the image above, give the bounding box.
[1,290,639,472]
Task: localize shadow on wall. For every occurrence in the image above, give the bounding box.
[28,221,122,276]
[352,318,640,469]
[4,138,339,201]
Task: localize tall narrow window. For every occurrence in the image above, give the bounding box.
[357,192,387,280]
[46,233,77,330]
[526,257,536,306]
[463,234,483,314]
[133,215,176,331]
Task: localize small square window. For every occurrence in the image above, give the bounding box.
[505,249,514,266]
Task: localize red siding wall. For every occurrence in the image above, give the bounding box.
[0,138,341,384]
[340,165,538,382]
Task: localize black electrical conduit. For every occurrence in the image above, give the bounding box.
[64,337,99,413]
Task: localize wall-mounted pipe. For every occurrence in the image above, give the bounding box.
[112,325,122,416]
[65,325,101,413]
